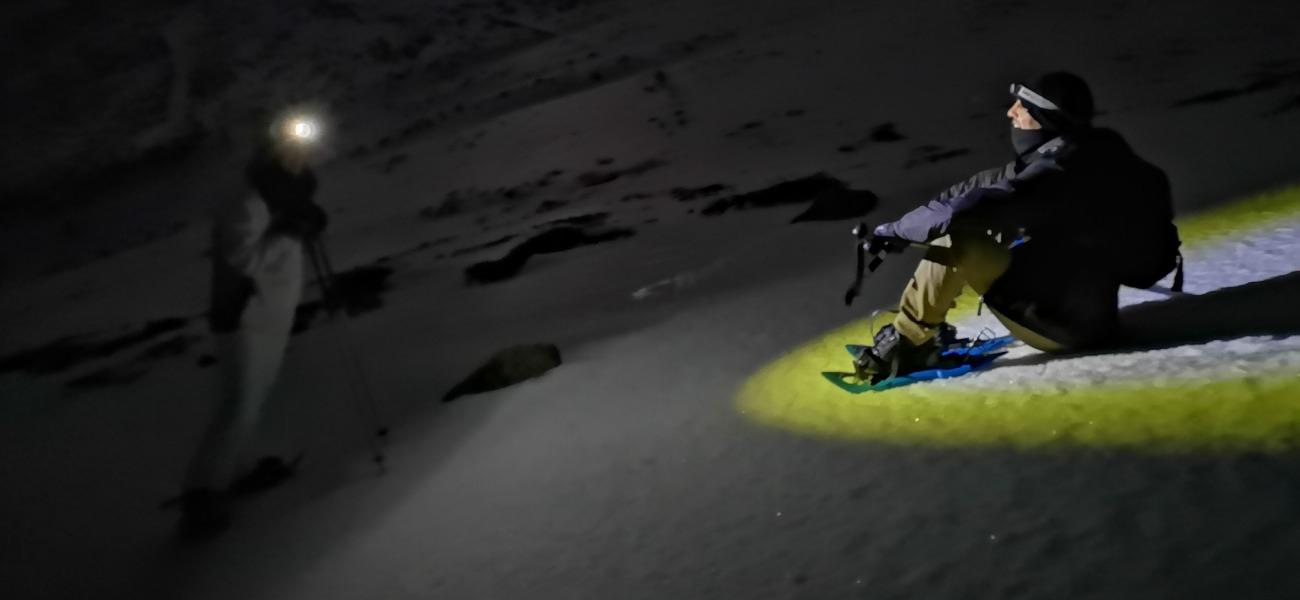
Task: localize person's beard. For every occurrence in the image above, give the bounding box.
[1011,125,1054,157]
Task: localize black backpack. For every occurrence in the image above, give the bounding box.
[1116,157,1183,292]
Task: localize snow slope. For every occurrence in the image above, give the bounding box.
[3,0,1300,598]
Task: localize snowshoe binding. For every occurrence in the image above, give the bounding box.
[850,324,947,384]
[160,453,302,542]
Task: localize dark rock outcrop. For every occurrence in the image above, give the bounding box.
[903,146,971,169]
[835,123,905,153]
[0,317,189,376]
[575,159,667,187]
[671,184,730,202]
[443,344,563,401]
[790,186,879,223]
[66,366,147,391]
[539,212,610,229]
[464,226,635,285]
[449,235,518,257]
[699,173,877,223]
[293,265,395,335]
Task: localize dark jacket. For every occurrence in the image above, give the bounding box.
[207,157,318,333]
[881,128,1172,254]
[881,128,1178,347]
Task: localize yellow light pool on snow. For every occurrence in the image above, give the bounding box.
[735,183,1300,454]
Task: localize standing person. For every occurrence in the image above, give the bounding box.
[857,72,1182,383]
[177,115,328,539]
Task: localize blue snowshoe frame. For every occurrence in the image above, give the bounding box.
[824,335,1015,394]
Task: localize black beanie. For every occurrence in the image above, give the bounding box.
[1012,71,1094,132]
[245,150,317,212]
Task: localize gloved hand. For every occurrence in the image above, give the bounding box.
[270,202,328,240]
[868,223,908,254]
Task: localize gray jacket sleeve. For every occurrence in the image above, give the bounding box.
[934,163,1017,203]
[882,158,1060,243]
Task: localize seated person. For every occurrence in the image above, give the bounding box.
[860,71,1182,382]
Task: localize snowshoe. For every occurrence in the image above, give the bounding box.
[826,326,1015,394]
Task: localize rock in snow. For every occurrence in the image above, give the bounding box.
[442,344,563,401]
[698,173,878,222]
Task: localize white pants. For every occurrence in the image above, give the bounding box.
[186,241,303,490]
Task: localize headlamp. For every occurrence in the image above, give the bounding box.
[1009,83,1060,112]
[276,114,321,145]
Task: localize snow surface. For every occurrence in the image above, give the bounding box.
[3,0,1300,598]
[946,216,1300,390]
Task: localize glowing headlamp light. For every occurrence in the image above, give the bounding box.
[279,115,320,144]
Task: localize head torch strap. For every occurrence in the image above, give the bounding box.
[1010,83,1061,112]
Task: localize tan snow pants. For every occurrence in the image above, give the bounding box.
[889,228,1074,353]
[892,229,1011,345]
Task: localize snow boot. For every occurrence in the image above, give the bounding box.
[853,324,946,384]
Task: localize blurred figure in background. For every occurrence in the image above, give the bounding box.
[176,114,328,540]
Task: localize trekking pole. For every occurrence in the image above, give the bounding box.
[844,222,888,306]
[307,239,389,468]
[843,222,935,306]
[305,237,390,469]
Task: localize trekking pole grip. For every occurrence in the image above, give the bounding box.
[844,222,871,306]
